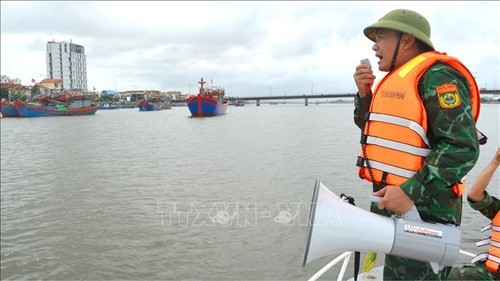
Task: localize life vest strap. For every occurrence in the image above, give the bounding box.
[471,252,488,264]
[476,238,491,247]
[365,136,431,157]
[380,172,388,187]
[359,158,416,179]
[368,113,430,147]
[356,156,365,168]
[482,224,493,233]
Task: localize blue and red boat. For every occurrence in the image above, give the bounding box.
[186,78,228,117]
[13,92,99,117]
[137,99,159,111]
[137,97,172,111]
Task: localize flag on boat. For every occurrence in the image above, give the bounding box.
[31,78,36,83]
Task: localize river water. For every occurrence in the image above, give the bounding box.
[1,103,499,280]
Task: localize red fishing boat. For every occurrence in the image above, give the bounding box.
[186,78,228,117]
[14,92,99,117]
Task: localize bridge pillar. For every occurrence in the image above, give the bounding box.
[256,99,260,106]
[305,97,308,106]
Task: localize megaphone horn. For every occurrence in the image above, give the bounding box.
[302,178,461,274]
[302,178,394,267]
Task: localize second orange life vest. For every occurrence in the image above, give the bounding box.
[471,211,500,273]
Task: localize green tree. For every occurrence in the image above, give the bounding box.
[98,94,114,102]
[11,92,25,101]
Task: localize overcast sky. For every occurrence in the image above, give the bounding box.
[1,1,499,97]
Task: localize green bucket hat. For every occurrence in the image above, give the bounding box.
[364,9,434,50]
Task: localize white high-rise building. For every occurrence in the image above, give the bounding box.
[46,40,87,91]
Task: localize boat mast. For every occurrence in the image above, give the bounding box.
[198,78,205,95]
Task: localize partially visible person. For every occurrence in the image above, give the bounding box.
[448,147,500,280]
[352,8,481,280]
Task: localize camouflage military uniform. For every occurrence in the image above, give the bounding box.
[354,63,480,280]
[447,192,500,280]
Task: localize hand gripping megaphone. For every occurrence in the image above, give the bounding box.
[302,179,461,274]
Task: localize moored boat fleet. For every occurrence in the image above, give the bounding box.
[1,78,233,118]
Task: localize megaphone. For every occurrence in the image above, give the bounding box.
[302,178,461,274]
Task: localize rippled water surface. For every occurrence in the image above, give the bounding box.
[1,104,499,280]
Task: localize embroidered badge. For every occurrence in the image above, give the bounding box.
[437,84,461,109]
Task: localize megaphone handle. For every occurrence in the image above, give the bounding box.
[369,195,421,221]
[369,194,381,204]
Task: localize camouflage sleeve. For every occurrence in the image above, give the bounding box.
[353,92,372,130]
[400,63,480,204]
[468,192,500,220]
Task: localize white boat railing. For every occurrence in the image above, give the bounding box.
[307,250,476,281]
[308,251,353,281]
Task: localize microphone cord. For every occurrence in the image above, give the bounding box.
[360,95,378,190]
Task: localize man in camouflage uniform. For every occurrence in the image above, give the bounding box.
[352,9,480,280]
[448,147,500,280]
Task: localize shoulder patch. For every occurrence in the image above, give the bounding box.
[437,84,461,109]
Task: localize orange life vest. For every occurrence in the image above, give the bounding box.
[472,211,500,273]
[357,51,480,196]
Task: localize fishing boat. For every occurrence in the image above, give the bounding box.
[0,100,19,117]
[137,97,172,111]
[99,102,121,110]
[14,92,99,117]
[186,78,228,117]
[234,99,245,106]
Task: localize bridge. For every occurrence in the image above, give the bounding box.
[481,89,500,95]
[224,89,500,106]
[225,93,356,106]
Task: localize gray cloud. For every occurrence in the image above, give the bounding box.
[1,1,499,96]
